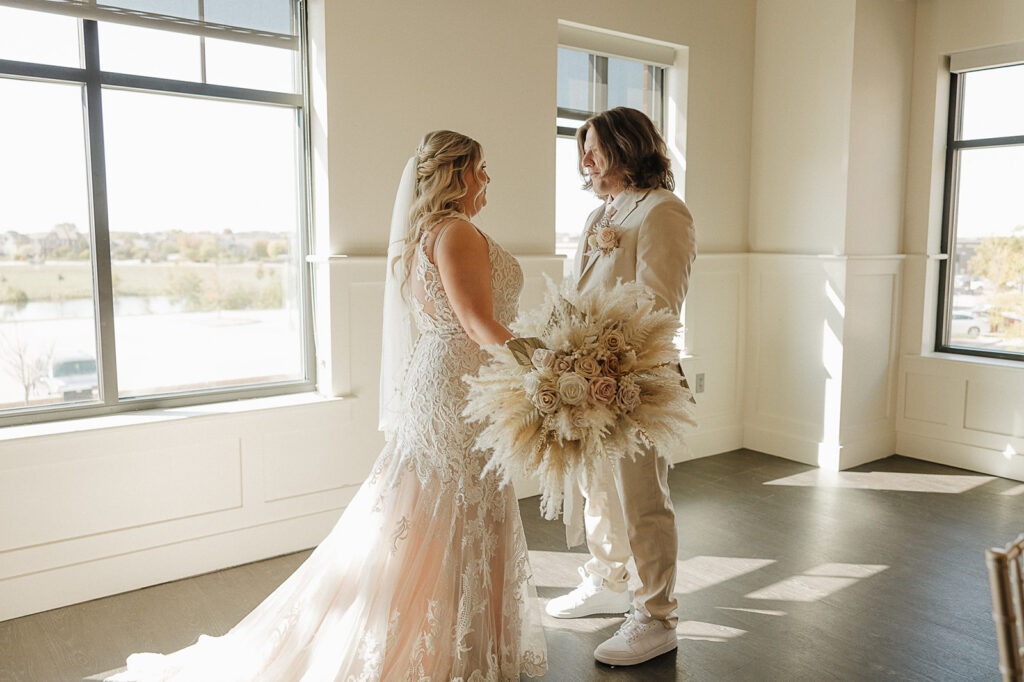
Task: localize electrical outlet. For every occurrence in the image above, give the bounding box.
[695,373,705,393]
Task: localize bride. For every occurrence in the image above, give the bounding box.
[108,130,548,681]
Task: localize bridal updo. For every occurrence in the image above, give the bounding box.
[393,130,484,295]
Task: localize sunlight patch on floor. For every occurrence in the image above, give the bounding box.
[528,550,641,591]
[1002,484,1024,496]
[675,620,746,642]
[537,601,625,634]
[745,563,887,602]
[674,556,776,594]
[716,606,786,616]
[764,470,994,493]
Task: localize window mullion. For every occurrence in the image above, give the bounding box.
[81,19,119,405]
[198,0,207,83]
[595,55,608,112]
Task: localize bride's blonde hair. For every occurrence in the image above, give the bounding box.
[392,130,484,295]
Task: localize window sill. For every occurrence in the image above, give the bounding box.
[0,391,345,443]
[914,351,1024,370]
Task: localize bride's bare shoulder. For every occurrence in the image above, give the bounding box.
[433,218,487,258]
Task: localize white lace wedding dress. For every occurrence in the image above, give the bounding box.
[109,224,548,681]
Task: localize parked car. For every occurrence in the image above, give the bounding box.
[42,355,98,401]
[950,312,988,339]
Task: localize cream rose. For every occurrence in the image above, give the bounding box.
[569,407,588,430]
[574,354,601,379]
[602,329,625,354]
[531,348,556,370]
[602,354,621,377]
[588,376,617,406]
[557,372,589,406]
[534,381,560,414]
[615,376,642,412]
[596,225,618,251]
[554,354,574,375]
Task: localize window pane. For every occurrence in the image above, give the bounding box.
[961,64,1024,140]
[99,22,201,81]
[555,136,602,279]
[114,1,198,19]
[557,117,583,132]
[0,79,99,412]
[0,6,80,67]
[949,145,1024,354]
[205,38,296,92]
[101,89,304,397]
[557,48,591,113]
[608,57,647,111]
[203,0,294,35]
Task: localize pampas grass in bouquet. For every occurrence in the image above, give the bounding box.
[464,276,696,519]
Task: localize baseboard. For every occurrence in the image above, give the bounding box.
[677,423,744,463]
[743,426,819,467]
[837,429,896,469]
[896,431,1024,482]
[744,426,895,470]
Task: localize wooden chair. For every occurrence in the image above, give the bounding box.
[988,534,1024,682]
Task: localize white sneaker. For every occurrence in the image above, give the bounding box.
[594,611,678,665]
[545,567,632,618]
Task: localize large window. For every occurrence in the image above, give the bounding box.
[555,46,666,277]
[0,1,313,425]
[938,57,1024,360]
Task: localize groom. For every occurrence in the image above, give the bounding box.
[546,107,696,666]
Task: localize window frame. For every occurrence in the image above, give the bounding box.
[936,64,1024,362]
[0,1,316,427]
[555,50,665,139]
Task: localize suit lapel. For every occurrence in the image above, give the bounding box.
[613,188,649,226]
[576,189,652,288]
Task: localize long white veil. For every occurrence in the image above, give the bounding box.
[378,156,418,438]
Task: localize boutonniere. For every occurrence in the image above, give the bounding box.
[587,212,620,255]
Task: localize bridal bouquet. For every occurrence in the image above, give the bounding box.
[464,276,696,519]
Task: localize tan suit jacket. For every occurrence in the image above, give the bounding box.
[574,186,696,313]
[564,186,697,549]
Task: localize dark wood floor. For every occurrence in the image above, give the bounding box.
[1,449,1019,681]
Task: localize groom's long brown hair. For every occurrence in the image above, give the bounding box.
[576,107,675,192]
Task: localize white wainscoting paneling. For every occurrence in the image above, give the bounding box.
[744,254,903,469]
[0,397,358,621]
[897,354,1024,481]
[680,254,747,460]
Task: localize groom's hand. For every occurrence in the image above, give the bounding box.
[505,337,546,367]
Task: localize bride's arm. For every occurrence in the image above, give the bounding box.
[434,219,513,348]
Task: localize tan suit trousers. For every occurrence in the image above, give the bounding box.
[577,445,678,627]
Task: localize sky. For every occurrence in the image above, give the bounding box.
[0,6,298,237]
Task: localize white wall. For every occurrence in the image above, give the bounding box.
[0,0,758,621]
[845,0,915,256]
[743,0,913,470]
[895,0,1024,479]
[749,0,856,256]
[314,0,755,258]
